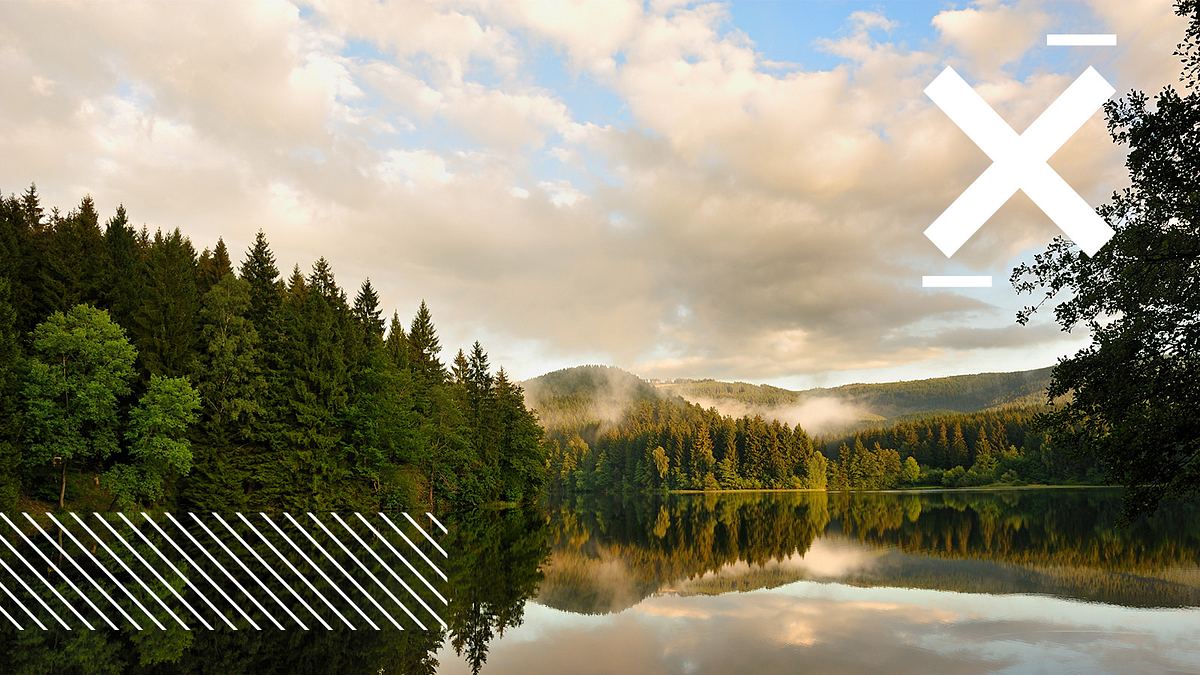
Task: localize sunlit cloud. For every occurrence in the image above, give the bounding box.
[0,0,1187,385]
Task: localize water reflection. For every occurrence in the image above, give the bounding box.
[1,489,1197,673]
[442,489,1200,674]
[0,508,549,675]
[438,583,1200,674]
[539,489,1200,613]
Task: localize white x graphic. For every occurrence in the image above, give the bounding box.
[924,66,1116,257]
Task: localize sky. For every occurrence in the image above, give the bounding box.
[0,0,1189,388]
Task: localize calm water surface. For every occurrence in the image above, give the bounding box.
[0,489,1196,673]
[439,488,1200,674]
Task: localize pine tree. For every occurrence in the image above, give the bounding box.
[937,423,950,466]
[384,312,409,369]
[451,349,470,384]
[197,238,233,295]
[38,196,105,316]
[309,257,343,304]
[20,183,44,231]
[260,260,354,509]
[353,278,385,341]
[408,300,445,388]
[101,205,144,331]
[466,342,498,494]
[240,230,281,330]
[951,423,968,467]
[133,228,200,377]
[182,274,266,510]
[691,425,716,489]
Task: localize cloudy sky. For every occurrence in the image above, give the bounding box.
[0,0,1188,388]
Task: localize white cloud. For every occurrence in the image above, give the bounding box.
[0,0,1188,385]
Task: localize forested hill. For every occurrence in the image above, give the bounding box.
[528,365,1054,433]
[522,365,670,431]
[0,185,547,513]
[528,365,1089,493]
[657,367,1054,422]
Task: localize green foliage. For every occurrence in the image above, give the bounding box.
[0,278,22,508]
[544,393,827,494]
[827,405,1091,486]
[1012,1,1200,514]
[902,456,920,484]
[22,304,137,505]
[106,375,201,508]
[182,274,265,509]
[132,228,199,377]
[0,189,548,513]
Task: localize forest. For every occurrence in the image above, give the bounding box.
[536,367,1097,494]
[0,185,548,513]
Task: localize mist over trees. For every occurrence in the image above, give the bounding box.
[0,187,547,511]
[533,367,1092,494]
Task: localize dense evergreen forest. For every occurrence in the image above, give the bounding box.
[546,396,830,492]
[822,405,1101,489]
[0,185,547,512]
[533,366,1098,493]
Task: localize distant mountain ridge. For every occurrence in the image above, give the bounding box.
[524,365,1053,434]
[658,367,1054,419]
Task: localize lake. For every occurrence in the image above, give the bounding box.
[439,488,1200,674]
[0,488,1197,673]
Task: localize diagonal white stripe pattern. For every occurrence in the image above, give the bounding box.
[24,513,138,629]
[48,513,165,630]
[1,513,111,629]
[0,511,448,631]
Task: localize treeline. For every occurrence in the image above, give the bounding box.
[545,394,1095,494]
[546,398,828,492]
[825,406,1100,489]
[0,184,546,511]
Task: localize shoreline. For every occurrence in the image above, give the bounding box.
[668,484,1117,495]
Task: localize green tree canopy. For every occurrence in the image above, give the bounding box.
[107,374,201,508]
[22,304,137,507]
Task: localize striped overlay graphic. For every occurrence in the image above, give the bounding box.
[0,512,449,631]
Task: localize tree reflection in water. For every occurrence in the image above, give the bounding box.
[1,489,1197,673]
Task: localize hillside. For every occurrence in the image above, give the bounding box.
[655,367,1054,432]
[522,365,670,431]
[525,364,1054,437]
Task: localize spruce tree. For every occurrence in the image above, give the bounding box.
[101,205,144,331]
[197,238,233,296]
[260,260,354,509]
[19,183,44,231]
[451,348,470,385]
[133,228,200,377]
[951,423,968,467]
[183,273,266,510]
[239,230,281,330]
[353,278,385,341]
[384,311,409,368]
[408,300,445,388]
